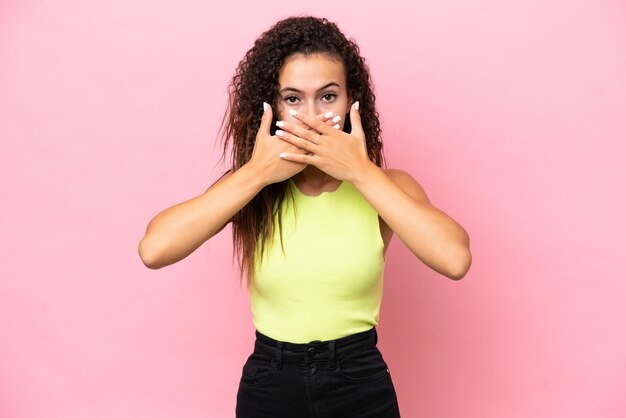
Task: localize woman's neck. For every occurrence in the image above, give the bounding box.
[293,165,338,188]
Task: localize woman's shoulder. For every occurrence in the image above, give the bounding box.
[381,168,432,206]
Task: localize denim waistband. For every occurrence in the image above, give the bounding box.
[253,327,379,370]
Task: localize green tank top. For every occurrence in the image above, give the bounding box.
[250,178,386,343]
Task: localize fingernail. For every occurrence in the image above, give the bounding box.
[324,111,333,118]
[289,109,297,116]
[263,102,269,112]
[333,124,340,129]
[354,101,359,111]
[332,115,341,123]
[276,130,284,136]
[279,152,287,158]
[276,121,285,127]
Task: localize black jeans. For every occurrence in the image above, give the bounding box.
[235,326,401,417]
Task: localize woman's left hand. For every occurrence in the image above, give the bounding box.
[275,101,372,182]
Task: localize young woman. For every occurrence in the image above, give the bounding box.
[139,16,471,418]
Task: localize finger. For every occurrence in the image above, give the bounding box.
[320,111,334,122]
[324,111,342,130]
[289,109,334,136]
[279,151,316,164]
[276,120,325,145]
[317,112,341,130]
[349,101,364,137]
[260,101,272,135]
[314,111,339,129]
[297,110,342,132]
[275,128,320,151]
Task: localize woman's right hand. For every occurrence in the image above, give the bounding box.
[247,103,337,185]
[138,103,339,269]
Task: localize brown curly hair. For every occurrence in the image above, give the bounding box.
[212,15,387,289]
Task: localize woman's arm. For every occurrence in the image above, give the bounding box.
[354,164,472,280]
[268,105,471,280]
[138,102,321,270]
[139,101,329,269]
[138,163,266,269]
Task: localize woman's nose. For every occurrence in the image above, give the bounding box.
[303,101,322,118]
[289,102,320,130]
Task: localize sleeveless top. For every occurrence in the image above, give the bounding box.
[249,178,386,343]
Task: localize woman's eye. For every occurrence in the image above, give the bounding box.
[283,93,336,104]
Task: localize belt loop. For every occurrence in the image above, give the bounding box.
[328,341,336,370]
[373,327,378,345]
[276,342,283,370]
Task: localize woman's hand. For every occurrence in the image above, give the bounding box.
[274,102,371,183]
[246,103,338,185]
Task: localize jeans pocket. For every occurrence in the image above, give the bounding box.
[239,352,276,386]
[337,346,390,382]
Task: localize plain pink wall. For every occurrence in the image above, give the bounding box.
[1,0,625,417]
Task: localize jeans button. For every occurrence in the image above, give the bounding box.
[307,347,316,357]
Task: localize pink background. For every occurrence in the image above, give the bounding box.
[1,0,625,417]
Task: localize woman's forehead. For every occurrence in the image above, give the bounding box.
[278,54,346,90]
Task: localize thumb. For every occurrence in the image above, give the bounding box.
[349,101,364,137]
[260,102,273,136]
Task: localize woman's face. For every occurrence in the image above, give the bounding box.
[275,53,352,131]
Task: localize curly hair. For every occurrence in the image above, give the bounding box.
[213,15,386,289]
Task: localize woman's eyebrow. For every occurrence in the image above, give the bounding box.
[279,82,340,94]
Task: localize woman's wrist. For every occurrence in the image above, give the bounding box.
[349,159,380,186]
[240,161,270,190]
